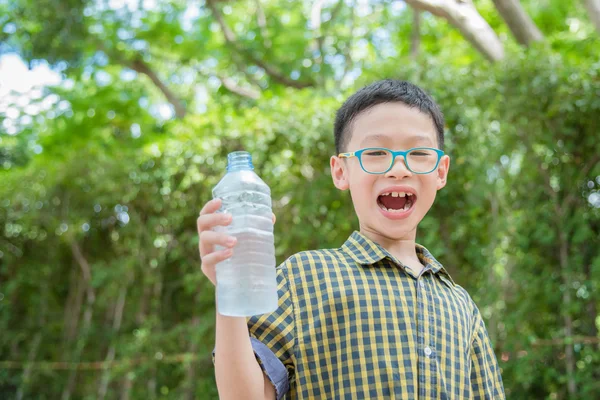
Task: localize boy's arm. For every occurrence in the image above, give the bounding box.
[214,315,275,400]
[246,262,297,398]
[469,307,505,400]
[214,262,296,400]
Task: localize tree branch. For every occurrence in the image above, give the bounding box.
[311,0,327,31]
[339,3,356,89]
[564,154,600,209]
[0,237,23,257]
[532,336,600,346]
[404,0,505,61]
[492,0,544,46]
[94,39,187,119]
[130,58,187,119]
[310,0,327,83]
[230,53,263,88]
[71,241,95,304]
[411,8,422,59]
[217,75,261,99]
[327,0,345,27]
[0,354,214,370]
[254,0,271,48]
[584,0,600,34]
[311,0,345,85]
[206,0,314,89]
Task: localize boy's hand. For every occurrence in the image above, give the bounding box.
[197,198,276,286]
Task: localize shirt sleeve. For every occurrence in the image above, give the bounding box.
[469,307,505,400]
[246,261,296,400]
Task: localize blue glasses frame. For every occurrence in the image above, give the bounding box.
[338,147,445,175]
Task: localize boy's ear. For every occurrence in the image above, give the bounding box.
[436,155,450,190]
[330,155,349,191]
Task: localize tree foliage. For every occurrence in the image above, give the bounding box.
[1,0,599,398]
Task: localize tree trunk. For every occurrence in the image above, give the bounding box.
[146,277,163,399]
[404,0,505,61]
[584,0,600,33]
[492,0,544,46]
[121,222,150,400]
[98,278,131,400]
[15,334,42,400]
[63,265,84,345]
[184,316,201,400]
[119,376,133,400]
[584,260,600,353]
[486,193,499,344]
[62,242,97,400]
[17,283,47,400]
[558,227,577,398]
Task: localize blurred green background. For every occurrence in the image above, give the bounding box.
[1,0,600,398]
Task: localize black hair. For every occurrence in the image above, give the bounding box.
[334,79,445,153]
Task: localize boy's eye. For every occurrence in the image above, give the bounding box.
[363,150,389,157]
[409,150,435,157]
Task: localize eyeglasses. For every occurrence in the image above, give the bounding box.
[338,147,444,175]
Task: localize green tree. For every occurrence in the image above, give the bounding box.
[1,0,599,398]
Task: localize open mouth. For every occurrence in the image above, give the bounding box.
[377,191,416,213]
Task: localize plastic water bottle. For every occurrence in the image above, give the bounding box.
[212,151,278,317]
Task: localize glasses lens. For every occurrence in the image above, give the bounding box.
[407,148,438,173]
[360,148,393,173]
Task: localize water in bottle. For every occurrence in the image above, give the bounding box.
[212,151,278,317]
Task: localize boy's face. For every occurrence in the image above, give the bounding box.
[330,102,450,241]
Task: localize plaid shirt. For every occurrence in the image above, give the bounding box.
[245,231,505,399]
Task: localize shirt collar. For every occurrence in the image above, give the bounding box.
[341,230,456,286]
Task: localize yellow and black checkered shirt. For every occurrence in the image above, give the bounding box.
[246,231,505,399]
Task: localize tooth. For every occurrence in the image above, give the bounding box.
[399,192,406,197]
[382,205,388,211]
[391,192,399,197]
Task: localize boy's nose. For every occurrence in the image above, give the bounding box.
[384,156,413,179]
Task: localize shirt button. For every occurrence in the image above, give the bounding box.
[419,281,425,288]
[424,346,432,357]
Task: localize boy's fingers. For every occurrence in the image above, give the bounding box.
[199,198,221,216]
[201,248,233,268]
[197,212,232,233]
[199,231,237,257]
[272,213,276,224]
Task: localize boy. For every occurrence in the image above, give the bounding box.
[198,80,505,399]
